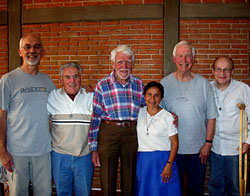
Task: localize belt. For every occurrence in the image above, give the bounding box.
[102,120,137,127]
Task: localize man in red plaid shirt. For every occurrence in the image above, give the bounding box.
[89,45,145,196]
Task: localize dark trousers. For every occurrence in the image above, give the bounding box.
[0,183,3,196]
[97,122,138,196]
[176,153,206,196]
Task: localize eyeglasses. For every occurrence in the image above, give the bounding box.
[22,44,42,51]
[214,68,232,74]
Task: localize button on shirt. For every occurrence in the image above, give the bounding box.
[89,71,145,151]
[210,79,250,156]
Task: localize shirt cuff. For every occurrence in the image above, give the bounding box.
[90,142,98,151]
[245,136,250,145]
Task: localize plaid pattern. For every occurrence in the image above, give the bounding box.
[89,71,145,151]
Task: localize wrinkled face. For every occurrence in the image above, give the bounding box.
[112,52,134,82]
[213,57,234,87]
[145,86,162,108]
[173,44,194,72]
[61,67,81,95]
[18,35,44,66]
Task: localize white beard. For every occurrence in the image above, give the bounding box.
[117,69,130,80]
[26,56,40,66]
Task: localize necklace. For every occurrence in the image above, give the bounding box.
[145,108,160,136]
[214,87,229,111]
[176,74,190,103]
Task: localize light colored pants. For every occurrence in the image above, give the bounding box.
[7,153,52,196]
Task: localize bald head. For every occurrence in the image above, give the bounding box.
[212,56,234,90]
[19,33,43,49]
[213,56,234,70]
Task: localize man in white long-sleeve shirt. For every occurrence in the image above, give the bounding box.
[208,56,250,196]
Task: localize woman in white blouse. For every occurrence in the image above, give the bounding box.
[135,81,181,196]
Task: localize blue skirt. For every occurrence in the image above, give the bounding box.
[135,151,181,196]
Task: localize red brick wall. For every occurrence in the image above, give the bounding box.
[1,1,249,84]
[181,0,249,2]
[0,26,8,76]
[180,19,250,84]
[1,0,250,194]
[22,0,163,9]
[0,0,7,11]
[0,1,7,76]
[22,20,164,88]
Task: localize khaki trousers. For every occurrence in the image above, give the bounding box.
[97,121,138,196]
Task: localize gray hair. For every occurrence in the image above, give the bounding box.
[173,41,195,57]
[19,33,43,49]
[59,62,82,77]
[110,45,135,63]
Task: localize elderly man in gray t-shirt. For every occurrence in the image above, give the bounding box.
[0,34,55,196]
[160,41,218,196]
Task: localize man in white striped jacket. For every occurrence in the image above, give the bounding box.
[47,62,94,196]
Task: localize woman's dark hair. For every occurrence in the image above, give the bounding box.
[143,81,164,98]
